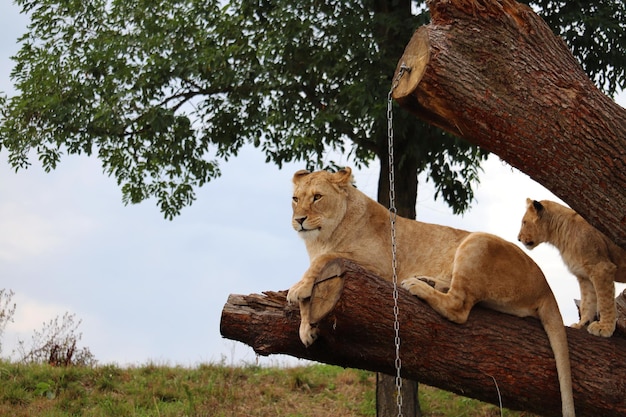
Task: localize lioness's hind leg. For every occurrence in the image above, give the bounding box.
[402,277,472,324]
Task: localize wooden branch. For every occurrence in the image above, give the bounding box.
[391,0,626,249]
[220,259,626,417]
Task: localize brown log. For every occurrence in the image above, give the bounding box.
[391,0,626,249]
[220,258,626,417]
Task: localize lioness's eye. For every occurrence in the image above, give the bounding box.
[292,196,299,203]
[313,194,322,201]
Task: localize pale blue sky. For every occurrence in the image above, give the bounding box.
[1,1,624,366]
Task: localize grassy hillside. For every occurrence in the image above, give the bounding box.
[0,361,538,416]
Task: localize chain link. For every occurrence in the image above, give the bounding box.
[387,63,410,417]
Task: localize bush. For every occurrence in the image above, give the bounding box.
[17,312,96,367]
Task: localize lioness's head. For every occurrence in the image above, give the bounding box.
[291,167,354,242]
[518,198,548,249]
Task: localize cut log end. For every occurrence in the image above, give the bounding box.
[391,27,430,100]
[310,258,347,324]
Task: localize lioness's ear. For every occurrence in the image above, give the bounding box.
[532,200,544,214]
[525,198,533,207]
[293,169,310,184]
[333,167,353,186]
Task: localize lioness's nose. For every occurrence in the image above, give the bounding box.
[295,216,306,225]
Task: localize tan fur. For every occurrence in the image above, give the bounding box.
[287,168,575,417]
[518,198,626,338]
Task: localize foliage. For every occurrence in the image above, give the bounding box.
[0,289,17,355]
[16,312,96,367]
[0,0,622,218]
[0,0,483,218]
[524,0,626,94]
[0,361,537,417]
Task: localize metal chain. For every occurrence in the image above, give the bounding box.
[387,64,410,417]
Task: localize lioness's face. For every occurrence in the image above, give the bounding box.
[518,200,546,249]
[291,170,350,241]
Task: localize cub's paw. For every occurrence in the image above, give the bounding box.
[587,321,615,338]
[299,322,319,347]
[286,281,313,304]
[570,321,586,330]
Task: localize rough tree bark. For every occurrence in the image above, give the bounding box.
[391,0,626,249]
[220,258,626,417]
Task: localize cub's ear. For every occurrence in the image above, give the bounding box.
[333,167,353,185]
[532,200,544,214]
[293,169,311,184]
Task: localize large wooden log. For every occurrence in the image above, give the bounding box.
[220,258,626,417]
[391,0,626,249]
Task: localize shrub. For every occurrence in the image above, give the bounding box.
[17,312,96,367]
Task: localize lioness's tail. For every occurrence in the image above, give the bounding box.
[539,298,575,417]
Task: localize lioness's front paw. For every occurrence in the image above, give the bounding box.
[587,321,615,337]
[299,321,319,347]
[401,277,429,298]
[401,278,417,290]
[287,281,313,304]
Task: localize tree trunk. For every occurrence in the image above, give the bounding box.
[376,138,420,221]
[376,374,420,417]
[391,0,626,249]
[220,258,626,417]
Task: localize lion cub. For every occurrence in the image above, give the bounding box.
[518,198,626,337]
[287,168,575,417]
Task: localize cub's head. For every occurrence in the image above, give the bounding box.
[291,167,354,242]
[518,198,548,250]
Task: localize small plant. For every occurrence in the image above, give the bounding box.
[34,380,56,399]
[17,312,96,367]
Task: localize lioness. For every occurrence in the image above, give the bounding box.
[518,198,626,337]
[287,168,574,417]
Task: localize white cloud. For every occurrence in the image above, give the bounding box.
[0,161,102,262]
[8,294,69,334]
[1,293,72,359]
[0,204,64,262]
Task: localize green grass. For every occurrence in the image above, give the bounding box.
[0,361,538,417]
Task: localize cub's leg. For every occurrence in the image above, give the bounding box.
[571,276,597,329]
[402,276,474,324]
[588,261,618,337]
